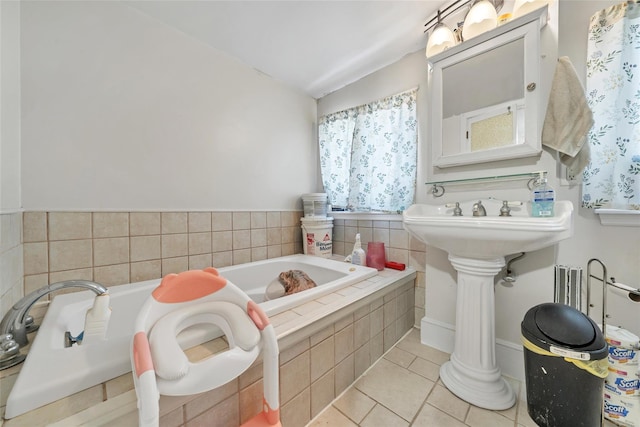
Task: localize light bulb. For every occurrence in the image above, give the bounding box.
[462,0,498,41]
[426,23,456,58]
[512,0,548,19]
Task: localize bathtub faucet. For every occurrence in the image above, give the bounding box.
[0,280,108,348]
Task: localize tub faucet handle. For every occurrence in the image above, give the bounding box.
[453,202,463,216]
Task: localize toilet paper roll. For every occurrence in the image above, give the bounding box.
[606,326,640,369]
[609,281,640,302]
[607,371,640,397]
[604,390,640,427]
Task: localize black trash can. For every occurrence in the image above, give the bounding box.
[521,303,608,427]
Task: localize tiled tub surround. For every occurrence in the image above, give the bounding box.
[1,266,416,426]
[0,212,23,319]
[21,211,305,293]
[19,212,427,328]
[330,216,427,328]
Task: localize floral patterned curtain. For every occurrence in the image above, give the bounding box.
[318,89,418,212]
[582,1,640,209]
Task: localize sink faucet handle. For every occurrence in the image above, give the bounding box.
[500,201,512,216]
[453,202,463,216]
[445,202,464,216]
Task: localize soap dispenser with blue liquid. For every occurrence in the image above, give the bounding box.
[531,172,555,217]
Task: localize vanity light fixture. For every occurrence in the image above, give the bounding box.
[426,10,457,57]
[423,0,504,55]
[512,0,549,19]
[462,0,498,41]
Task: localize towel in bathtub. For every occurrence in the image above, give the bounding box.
[264,270,317,300]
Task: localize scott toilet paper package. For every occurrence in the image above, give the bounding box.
[604,385,640,427]
[606,326,640,368]
[607,370,640,397]
[604,325,640,427]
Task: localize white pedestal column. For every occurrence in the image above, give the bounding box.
[439,255,516,410]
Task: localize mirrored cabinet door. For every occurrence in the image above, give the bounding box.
[429,6,547,168]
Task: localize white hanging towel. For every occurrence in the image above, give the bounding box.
[542,56,594,175]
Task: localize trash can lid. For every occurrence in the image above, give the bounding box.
[521,303,607,359]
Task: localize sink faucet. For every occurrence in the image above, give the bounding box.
[0,280,108,349]
[472,201,487,216]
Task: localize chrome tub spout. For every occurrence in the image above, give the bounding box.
[0,280,108,349]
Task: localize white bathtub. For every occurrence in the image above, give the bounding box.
[5,255,377,419]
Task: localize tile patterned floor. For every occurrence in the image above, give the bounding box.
[308,328,617,427]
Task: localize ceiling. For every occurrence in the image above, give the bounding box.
[128,1,447,99]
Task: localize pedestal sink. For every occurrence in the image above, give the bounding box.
[403,199,573,410]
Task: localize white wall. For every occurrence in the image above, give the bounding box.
[1,0,21,211]
[555,0,640,338]
[20,1,318,211]
[319,0,640,376]
[0,1,24,323]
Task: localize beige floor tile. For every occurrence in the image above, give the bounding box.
[412,403,467,427]
[395,337,450,367]
[408,356,441,382]
[516,403,537,427]
[333,388,376,424]
[465,405,515,427]
[360,404,408,427]
[496,400,518,422]
[309,330,531,427]
[426,384,470,422]
[384,347,416,368]
[354,358,434,422]
[308,406,358,427]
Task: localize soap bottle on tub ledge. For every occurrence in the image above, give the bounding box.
[350,234,366,266]
[531,172,555,217]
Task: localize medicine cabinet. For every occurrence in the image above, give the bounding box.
[429,6,547,168]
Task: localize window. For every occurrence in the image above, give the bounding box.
[318,89,418,212]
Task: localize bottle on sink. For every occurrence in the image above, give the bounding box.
[531,172,555,217]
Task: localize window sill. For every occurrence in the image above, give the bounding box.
[594,209,640,227]
[330,212,403,221]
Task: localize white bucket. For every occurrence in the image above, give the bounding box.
[301,217,333,258]
[302,193,328,218]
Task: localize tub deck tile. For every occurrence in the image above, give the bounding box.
[292,300,325,316]
[336,286,361,297]
[270,309,302,328]
[315,292,343,305]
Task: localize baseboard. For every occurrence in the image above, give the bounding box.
[420,316,526,390]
